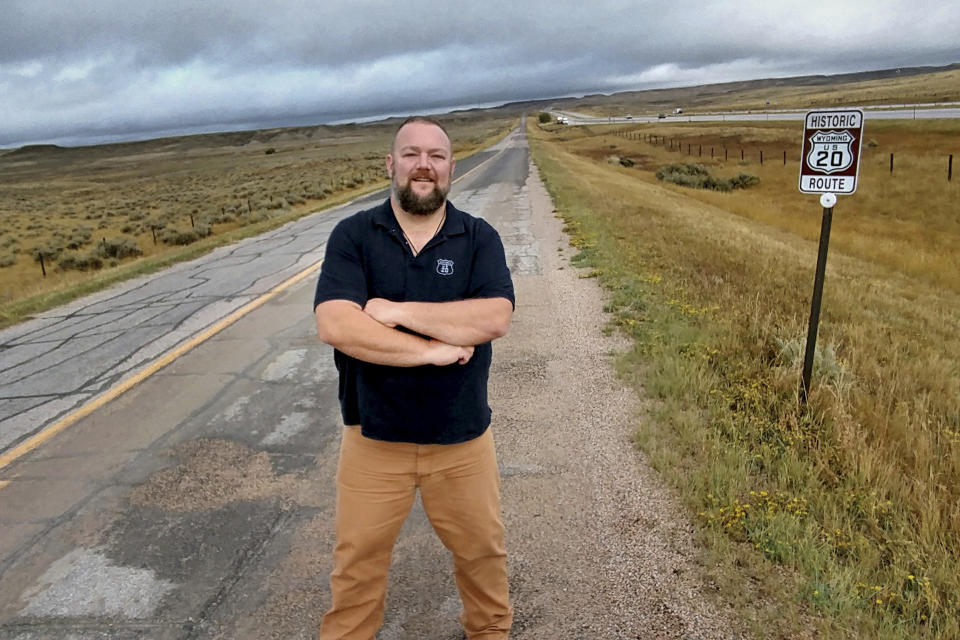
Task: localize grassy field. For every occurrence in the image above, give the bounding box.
[528,115,959,638]
[0,115,516,328]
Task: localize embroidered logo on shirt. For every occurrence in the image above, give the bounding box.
[436,259,454,276]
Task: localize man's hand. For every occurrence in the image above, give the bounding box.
[363,298,402,327]
[428,340,474,366]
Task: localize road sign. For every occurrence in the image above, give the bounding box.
[799,109,864,194]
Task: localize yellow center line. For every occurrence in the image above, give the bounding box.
[0,131,514,473]
[0,259,323,472]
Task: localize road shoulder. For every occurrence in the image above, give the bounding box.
[490,158,744,638]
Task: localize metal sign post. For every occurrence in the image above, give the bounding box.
[801,193,836,402]
[797,109,864,403]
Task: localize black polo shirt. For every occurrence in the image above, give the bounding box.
[313,198,515,445]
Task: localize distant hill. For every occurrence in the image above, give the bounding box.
[3,143,69,157]
[537,63,960,114]
[0,123,396,163]
[4,62,957,158]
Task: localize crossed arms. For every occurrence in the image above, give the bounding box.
[314,297,513,367]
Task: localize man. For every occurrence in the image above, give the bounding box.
[313,116,515,639]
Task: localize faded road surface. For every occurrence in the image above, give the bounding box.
[0,127,744,639]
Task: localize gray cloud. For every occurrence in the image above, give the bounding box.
[2,0,958,147]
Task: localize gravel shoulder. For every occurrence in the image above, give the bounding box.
[491,160,744,639]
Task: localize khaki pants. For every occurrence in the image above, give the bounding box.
[319,426,512,640]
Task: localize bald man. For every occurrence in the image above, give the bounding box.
[314,116,514,639]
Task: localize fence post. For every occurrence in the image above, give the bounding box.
[699,144,702,157]
[39,253,46,277]
[949,155,953,181]
[741,149,744,161]
[760,150,763,165]
[890,153,894,173]
[783,150,787,165]
[725,148,728,161]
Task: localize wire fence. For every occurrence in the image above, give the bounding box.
[607,130,955,181]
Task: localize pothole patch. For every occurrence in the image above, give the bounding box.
[18,547,175,619]
[130,438,298,512]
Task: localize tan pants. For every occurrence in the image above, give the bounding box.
[319,426,512,640]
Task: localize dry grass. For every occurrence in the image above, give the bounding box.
[0,116,515,326]
[591,119,960,292]
[529,115,960,638]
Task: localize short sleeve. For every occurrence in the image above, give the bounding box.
[468,221,515,309]
[313,219,368,310]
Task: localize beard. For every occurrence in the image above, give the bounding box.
[394,176,448,216]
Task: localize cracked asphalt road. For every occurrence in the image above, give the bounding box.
[0,126,744,639]
[0,150,495,453]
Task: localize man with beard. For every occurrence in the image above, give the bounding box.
[313,116,515,639]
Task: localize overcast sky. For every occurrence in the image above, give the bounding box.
[2,0,958,148]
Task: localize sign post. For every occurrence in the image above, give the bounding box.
[797,109,864,402]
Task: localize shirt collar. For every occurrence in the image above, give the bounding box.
[371,198,466,238]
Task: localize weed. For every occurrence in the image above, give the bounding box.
[57,251,103,271]
[159,225,211,246]
[96,237,142,260]
[656,162,760,192]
